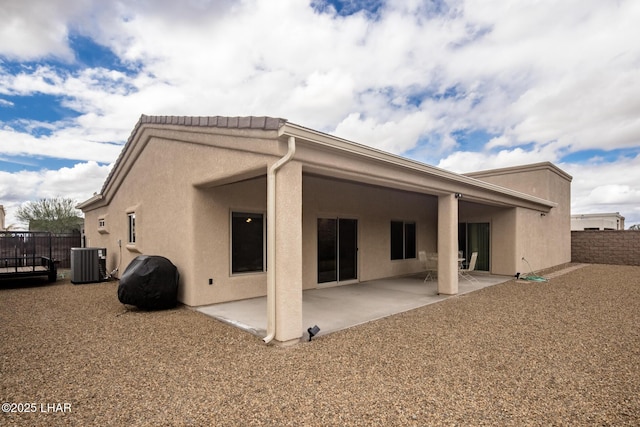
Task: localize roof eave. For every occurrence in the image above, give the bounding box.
[76,194,104,211]
[282,122,557,211]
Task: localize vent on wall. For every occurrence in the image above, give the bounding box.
[71,248,107,284]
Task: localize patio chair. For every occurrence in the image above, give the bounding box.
[459,251,478,282]
[419,251,437,282]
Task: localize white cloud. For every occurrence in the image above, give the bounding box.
[437,146,560,174]
[452,0,640,154]
[0,0,85,61]
[1,0,639,227]
[0,161,112,228]
[0,127,123,162]
[334,111,437,154]
[563,155,640,225]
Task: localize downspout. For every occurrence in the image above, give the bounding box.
[263,136,296,343]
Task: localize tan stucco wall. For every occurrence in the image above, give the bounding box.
[191,177,268,305]
[467,164,572,273]
[83,132,279,306]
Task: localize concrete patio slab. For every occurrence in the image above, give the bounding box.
[196,272,513,341]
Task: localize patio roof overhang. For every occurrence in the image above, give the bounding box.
[281,122,558,213]
[77,115,559,214]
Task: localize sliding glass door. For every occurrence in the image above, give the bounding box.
[317,218,358,284]
[458,222,490,271]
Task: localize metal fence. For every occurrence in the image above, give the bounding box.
[0,231,81,269]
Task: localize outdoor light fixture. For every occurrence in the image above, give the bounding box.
[455,193,463,199]
[307,325,320,341]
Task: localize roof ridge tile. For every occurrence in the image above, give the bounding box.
[138,115,286,130]
[97,114,287,195]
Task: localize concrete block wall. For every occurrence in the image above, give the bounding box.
[571,230,640,266]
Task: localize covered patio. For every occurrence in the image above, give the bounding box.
[196,272,513,341]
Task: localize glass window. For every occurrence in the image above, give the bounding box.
[405,222,416,259]
[98,218,105,228]
[231,212,264,274]
[391,221,416,260]
[390,221,404,260]
[127,213,136,244]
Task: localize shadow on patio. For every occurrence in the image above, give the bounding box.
[196,272,513,341]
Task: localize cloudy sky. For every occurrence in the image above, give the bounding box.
[1,0,639,228]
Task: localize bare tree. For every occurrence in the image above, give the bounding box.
[16,197,83,233]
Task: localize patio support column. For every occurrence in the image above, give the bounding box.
[274,160,303,344]
[438,193,459,295]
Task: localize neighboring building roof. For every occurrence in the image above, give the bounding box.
[78,115,563,212]
[571,212,625,220]
[571,212,625,230]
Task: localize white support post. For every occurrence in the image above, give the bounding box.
[273,161,303,344]
[438,193,459,295]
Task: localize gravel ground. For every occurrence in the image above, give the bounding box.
[1,264,639,426]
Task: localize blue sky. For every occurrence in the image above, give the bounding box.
[1,0,640,228]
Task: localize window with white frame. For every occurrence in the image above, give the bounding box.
[390,221,416,260]
[231,212,264,274]
[127,212,136,244]
[98,218,106,228]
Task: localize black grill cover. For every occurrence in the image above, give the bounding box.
[118,255,179,310]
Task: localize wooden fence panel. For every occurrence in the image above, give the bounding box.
[52,233,82,268]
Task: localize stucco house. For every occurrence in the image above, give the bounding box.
[78,115,572,344]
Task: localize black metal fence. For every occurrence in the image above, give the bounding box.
[0,231,81,269]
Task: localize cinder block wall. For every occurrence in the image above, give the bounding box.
[571,230,640,266]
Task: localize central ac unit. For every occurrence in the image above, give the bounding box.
[71,247,107,284]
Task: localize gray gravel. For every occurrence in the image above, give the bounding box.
[1,264,639,426]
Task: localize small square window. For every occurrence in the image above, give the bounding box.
[98,218,106,228]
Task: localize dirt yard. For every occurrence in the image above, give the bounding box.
[1,264,639,426]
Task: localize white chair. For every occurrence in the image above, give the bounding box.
[419,251,437,282]
[459,252,478,282]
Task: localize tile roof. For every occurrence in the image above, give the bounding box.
[101,115,287,194]
[139,115,286,130]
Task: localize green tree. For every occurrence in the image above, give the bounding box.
[16,197,83,233]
